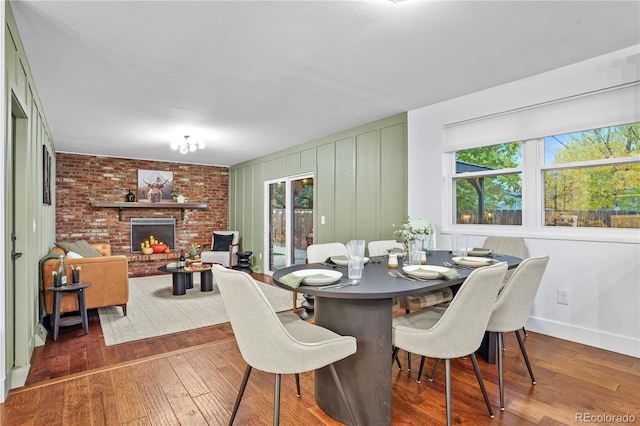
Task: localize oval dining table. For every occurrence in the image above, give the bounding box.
[272,250,521,426]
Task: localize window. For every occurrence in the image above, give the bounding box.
[454,142,522,225]
[451,122,640,229]
[543,123,640,228]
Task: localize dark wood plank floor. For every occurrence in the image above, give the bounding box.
[2,274,638,425]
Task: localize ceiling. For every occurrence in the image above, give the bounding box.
[10,1,640,167]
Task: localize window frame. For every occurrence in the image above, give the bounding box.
[445,124,640,243]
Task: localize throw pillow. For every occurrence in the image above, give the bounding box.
[66,251,84,259]
[55,240,102,258]
[212,233,234,251]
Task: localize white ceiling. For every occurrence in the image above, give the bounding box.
[10,0,640,167]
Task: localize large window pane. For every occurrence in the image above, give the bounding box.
[455,174,522,225]
[544,123,640,164]
[454,142,522,225]
[544,164,640,228]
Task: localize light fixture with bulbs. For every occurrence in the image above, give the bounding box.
[170,135,205,154]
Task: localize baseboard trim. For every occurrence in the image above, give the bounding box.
[526,316,640,358]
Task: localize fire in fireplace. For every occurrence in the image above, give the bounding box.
[131,218,176,253]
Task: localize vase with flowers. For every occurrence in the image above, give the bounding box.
[188,242,200,260]
[393,218,431,263]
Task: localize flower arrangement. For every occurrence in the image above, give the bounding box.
[188,242,201,259]
[393,218,430,246]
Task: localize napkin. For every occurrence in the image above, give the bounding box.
[279,273,303,289]
[387,247,405,254]
[441,268,460,279]
[330,255,348,262]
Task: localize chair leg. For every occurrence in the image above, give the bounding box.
[515,329,536,384]
[405,308,412,371]
[292,291,298,311]
[497,332,505,410]
[392,346,402,370]
[522,326,528,336]
[416,356,426,383]
[328,364,358,426]
[274,374,281,426]
[229,365,252,425]
[444,359,452,426]
[429,358,441,382]
[295,373,301,397]
[470,353,494,419]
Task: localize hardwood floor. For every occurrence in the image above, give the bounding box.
[2,274,638,425]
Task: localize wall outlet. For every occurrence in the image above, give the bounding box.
[557,289,570,305]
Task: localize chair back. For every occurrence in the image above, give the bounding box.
[368,240,403,257]
[398,262,507,359]
[306,242,347,263]
[212,265,302,373]
[482,236,527,259]
[487,256,549,333]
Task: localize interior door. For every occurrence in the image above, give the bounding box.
[266,175,313,272]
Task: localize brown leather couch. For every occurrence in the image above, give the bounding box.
[42,243,129,316]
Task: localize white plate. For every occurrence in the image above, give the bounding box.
[330,256,370,266]
[468,248,493,257]
[292,269,343,286]
[452,257,495,268]
[403,265,451,279]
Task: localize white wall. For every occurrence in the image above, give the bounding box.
[407,46,640,357]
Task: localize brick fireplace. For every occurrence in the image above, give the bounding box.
[55,153,229,277]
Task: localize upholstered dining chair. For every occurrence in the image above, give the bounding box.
[367,240,403,257]
[306,242,348,263]
[482,235,528,335]
[200,231,239,267]
[369,239,454,372]
[212,265,358,426]
[392,262,508,426]
[295,242,349,315]
[486,255,549,410]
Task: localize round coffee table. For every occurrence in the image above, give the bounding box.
[157,265,214,295]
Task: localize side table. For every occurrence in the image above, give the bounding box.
[46,282,92,341]
[235,251,253,273]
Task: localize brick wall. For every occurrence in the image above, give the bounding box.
[55,153,229,277]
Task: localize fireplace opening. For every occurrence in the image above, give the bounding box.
[131,218,176,253]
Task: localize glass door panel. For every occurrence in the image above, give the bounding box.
[266,175,313,272]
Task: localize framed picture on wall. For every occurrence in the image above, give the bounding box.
[137,170,174,203]
[42,145,51,205]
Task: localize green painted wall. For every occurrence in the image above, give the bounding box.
[229,113,407,273]
[4,3,56,393]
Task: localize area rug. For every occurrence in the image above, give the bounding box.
[98,274,295,346]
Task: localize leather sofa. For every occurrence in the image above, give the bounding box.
[42,243,129,316]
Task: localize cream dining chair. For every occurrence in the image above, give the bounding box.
[297,242,349,317]
[212,265,358,426]
[369,239,453,372]
[392,262,507,426]
[486,255,549,410]
[482,235,529,336]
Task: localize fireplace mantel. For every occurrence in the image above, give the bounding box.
[90,201,208,220]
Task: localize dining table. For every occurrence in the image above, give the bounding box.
[272,250,521,426]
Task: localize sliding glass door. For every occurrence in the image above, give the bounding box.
[265,174,314,272]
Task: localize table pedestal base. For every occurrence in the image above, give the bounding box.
[314,296,393,425]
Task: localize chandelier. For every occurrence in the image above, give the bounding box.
[170,135,205,154]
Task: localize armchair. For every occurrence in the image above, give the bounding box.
[200,231,240,267]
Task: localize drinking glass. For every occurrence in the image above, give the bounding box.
[346,239,365,280]
[453,235,468,256]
